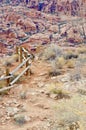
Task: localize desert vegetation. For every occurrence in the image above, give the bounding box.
[0,1,86,130]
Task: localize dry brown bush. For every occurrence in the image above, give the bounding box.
[43,44,63,61]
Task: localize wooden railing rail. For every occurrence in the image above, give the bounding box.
[0,46,34,92]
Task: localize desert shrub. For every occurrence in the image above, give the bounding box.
[3,59,12,67]
[0,81,6,88]
[77,47,86,54]
[70,72,81,81]
[0,73,9,95]
[20,91,27,99]
[56,109,80,130]
[47,83,62,90]
[68,121,80,130]
[49,70,61,77]
[14,114,28,125]
[55,57,66,69]
[66,60,75,68]
[0,90,8,95]
[50,122,80,130]
[43,44,63,60]
[78,54,86,65]
[51,88,62,94]
[52,94,86,130]
[64,51,78,60]
[12,54,19,62]
[0,85,8,95]
[50,88,70,99]
[3,54,19,67]
[77,89,86,95]
[0,68,3,76]
[49,57,65,77]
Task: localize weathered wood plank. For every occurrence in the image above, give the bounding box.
[0,75,13,81]
[0,85,16,92]
[10,65,31,86]
[10,57,30,75]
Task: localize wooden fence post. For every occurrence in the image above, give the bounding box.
[23,47,27,59]
[20,47,23,63]
[16,46,18,54]
[25,52,29,76]
[6,67,10,86]
[15,46,19,62]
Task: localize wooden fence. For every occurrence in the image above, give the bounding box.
[0,46,34,92]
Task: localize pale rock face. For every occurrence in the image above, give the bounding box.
[48,25,58,33]
[24,9,41,19]
[6,13,21,23]
[28,33,50,44]
[16,29,27,38]
[16,18,36,33]
[0,1,85,56]
[42,13,59,24]
[8,31,17,39]
[6,107,19,116]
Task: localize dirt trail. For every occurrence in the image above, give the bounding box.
[0,55,86,130]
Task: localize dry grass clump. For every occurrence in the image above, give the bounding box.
[49,70,61,77]
[77,47,86,54]
[3,54,19,67]
[43,45,78,77]
[0,89,8,95]
[55,57,66,69]
[54,105,80,130]
[52,93,86,130]
[47,82,62,90]
[47,84,70,100]
[66,59,75,68]
[3,59,12,67]
[0,68,3,76]
[49,56,75,77]
[50,88,65,95]
[78,54,86,65]
[20,91,27,99]
[0,82,8,95]
[49,57,75,77]
[50,88,70,99]
[64,50,78,60]
[12,54,19,62]
[0,68,9,95]
[43,44,65,77]
[77,89,86,96]
[49,56,65,76]
[70,72,81,82]
[43,44,63,60]
[0,81,6,88]
[50,121,80,130]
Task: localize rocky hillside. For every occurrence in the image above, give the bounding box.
[0,3,86,56]
[0,1,86,130]
[1,0,86,16]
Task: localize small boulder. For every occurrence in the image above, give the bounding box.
[14,114,31,125]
